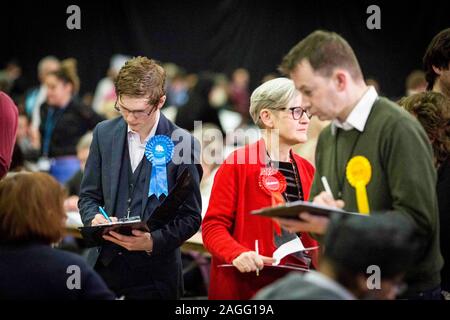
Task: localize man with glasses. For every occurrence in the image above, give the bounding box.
[274,30,442,300]
[79,56,202,299]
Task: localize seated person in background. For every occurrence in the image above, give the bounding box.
[64,131,93,211]
[255,214,420,300]
[16,113,41,164]
[0,172,115,300]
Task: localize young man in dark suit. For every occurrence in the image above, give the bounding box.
[79,56,202,299]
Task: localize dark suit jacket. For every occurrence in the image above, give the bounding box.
[78,113,202,298]
[0,243,115,300]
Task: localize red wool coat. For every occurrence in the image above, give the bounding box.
[202,139,318,300]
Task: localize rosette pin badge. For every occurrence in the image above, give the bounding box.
[346,155,371,215]
[145,135,175,198]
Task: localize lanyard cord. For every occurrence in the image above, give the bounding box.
[334,128,362,199]
[42,108,56,157]
[265,150,302,200]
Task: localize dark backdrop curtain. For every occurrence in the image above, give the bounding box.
[2,0,449,98]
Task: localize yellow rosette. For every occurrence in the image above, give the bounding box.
[346,156,371,215]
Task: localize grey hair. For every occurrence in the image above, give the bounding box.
[249,77,297,128]
[37,56,60,75]
[76,131,93,152]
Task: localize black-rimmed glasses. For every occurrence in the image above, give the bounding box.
[114,97,156,118]
[285,106,312,120]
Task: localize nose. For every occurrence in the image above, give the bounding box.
[126,112,137,121]
[299,112,310,124]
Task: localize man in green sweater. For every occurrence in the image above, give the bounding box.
[276,30,443,299]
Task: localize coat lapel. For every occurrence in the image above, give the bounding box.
[141,112,172,217]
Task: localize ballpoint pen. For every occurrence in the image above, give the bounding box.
[98,206,112,222]
[255,239,260,276]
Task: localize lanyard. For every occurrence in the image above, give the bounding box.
[333,128,362,199]
[42,108,56,157]
[266,150,302,201]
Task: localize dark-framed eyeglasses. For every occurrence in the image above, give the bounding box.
[285,106,312,120]
[114,97,156,119]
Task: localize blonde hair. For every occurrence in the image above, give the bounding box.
[76,131,93,153]
[249,77,297,128]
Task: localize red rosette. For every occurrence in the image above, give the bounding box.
[258,168,287,196]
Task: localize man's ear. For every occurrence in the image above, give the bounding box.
[333,70,347,92]
[259,109,274,129]
[156,95,167,110]
[432,65,443,75]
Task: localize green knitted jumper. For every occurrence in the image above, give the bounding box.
[311,97,443,294]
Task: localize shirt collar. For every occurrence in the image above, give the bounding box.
[304,270,357,300]
[127,111,160,144]
[331,86,378,134]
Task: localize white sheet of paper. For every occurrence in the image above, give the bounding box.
[272,237,306,265]
[65,211,83,228]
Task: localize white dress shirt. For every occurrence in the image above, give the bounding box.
[331,86,378,135]
[127,111,160,172]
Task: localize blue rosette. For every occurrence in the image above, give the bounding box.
[145,135,174,198]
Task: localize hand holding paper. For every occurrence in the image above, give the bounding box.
[232,251,275,273]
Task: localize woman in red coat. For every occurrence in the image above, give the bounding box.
[202,78,318,299]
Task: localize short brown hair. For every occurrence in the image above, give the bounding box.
[398,92,450,168]
[279,30,363,80]
[0,172,66,244]
[114,56,166,106]
[423,28,450,90]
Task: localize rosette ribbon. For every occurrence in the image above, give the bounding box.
[346,155,372,215]
[145,135,174,198]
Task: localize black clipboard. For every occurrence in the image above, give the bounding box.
[79,168,193,246]
[251,200,362,220]
[79,217,149,247]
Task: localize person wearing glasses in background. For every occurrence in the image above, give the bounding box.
[202,77,319,299]
[79,57,202,299]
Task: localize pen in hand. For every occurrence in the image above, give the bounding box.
[99,206,112,222]
[255,240,259,276]
[321,176,335,199]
